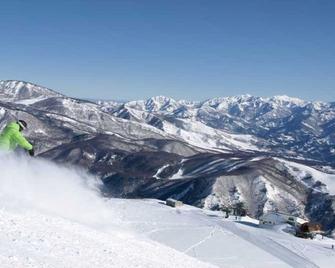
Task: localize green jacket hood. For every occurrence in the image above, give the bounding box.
[6,122,20,131]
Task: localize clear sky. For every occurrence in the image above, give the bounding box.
[0,0,334,101]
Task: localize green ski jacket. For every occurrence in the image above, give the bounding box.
[0,122,33,151]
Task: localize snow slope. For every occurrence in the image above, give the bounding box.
[110,199,335,268]
[0,153,214,268]
[161,118,263,152]
[0,153,334,268]
[276,158,335,195]
[0,208,215,268]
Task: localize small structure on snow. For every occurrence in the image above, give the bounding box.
[296,222,323,239]
[259,211,307,227]
[166,198,183,208]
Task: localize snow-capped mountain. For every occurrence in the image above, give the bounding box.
[1,80,335,234]
[0,80,63,103]
[105,94,335,164]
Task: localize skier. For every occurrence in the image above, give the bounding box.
[0,120,34,156]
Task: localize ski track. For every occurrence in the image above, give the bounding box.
[221,221,319,268]
[183,227,217,254]
[148,215,320,268]
[113,200,328,268]
[0,209,215,268]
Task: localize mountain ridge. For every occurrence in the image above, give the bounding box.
[1,80,335,233]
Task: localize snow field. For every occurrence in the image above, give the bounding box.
[0,208,215,268]
[109,199,335,268]
[1,153,335,268]
[0,153,215,268]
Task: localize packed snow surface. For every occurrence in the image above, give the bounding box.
[0,153,214,268]
[0,153,334,268]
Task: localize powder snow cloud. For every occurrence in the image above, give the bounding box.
[0,152,123,233]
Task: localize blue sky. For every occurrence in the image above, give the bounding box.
[0,0,334,101]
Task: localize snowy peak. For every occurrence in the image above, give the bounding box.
[200,94,308,111]
[270,95,307,107]
[125,96,179,112]
[145,96,178,112]
[202,94,256,106]
[105,92,335,164]
[0,80,63,102]
[200,95,266,113]
[121,94,313,115]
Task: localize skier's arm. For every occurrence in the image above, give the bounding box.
[13,131,33,151]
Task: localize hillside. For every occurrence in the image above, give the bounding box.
[1,80,335,233]
[1,153,334,268]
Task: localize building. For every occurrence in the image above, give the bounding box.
[259,211,307,227]
[166,198,183,208]
[296,222,323,239]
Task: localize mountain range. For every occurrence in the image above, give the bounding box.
[1,80,334,233]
